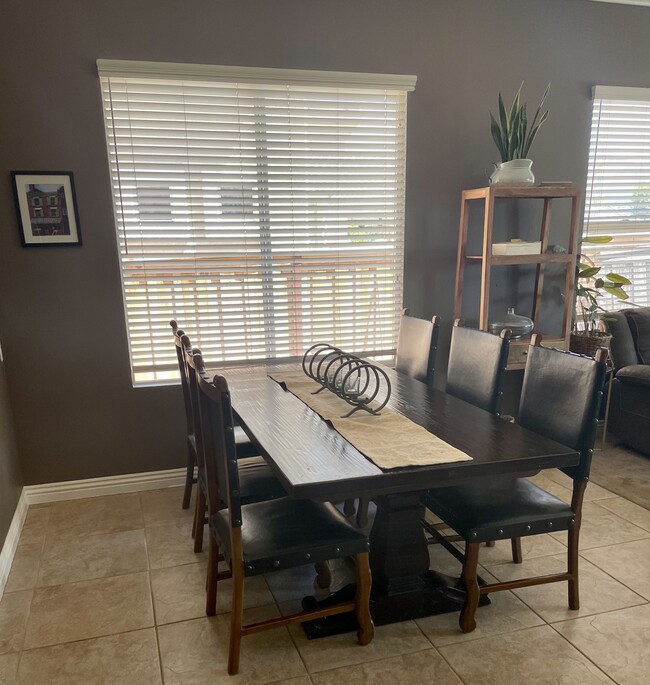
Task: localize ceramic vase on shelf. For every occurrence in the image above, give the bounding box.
[489,308,534,339]
[490,159,535,185]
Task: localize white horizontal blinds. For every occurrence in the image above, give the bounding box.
[584,87,650,309]
[99,67,409,383]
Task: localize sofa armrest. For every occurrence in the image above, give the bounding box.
[616,365,650,387]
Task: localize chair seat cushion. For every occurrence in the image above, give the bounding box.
[616,365,650,387]
[422,477,575,543]
[189,427,259,459]
[234,425,259,458]
[198,457,286,505]
[211,499,369,576]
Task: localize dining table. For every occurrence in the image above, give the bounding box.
[210,361,578,634]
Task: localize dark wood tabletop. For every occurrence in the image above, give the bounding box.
[212,363,579,502]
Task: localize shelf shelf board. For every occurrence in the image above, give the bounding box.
[465,254,573,265]
[462,185,580,200]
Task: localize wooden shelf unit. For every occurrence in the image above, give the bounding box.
[453,184,582,368]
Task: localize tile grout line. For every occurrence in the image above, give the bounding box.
[547,621,620,684]
[140,490,166,685]
[17,625,159,656]
[409,613,470,685]
[13,502,53,678]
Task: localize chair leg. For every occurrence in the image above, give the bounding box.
[459,542,481,633]
[193,487,206,553]
[568,479,587,611]
[227,562,245,675]
[343,498,356,517]
[356,497,370,528]
[314,561,332,589]
[354,552,374,646]
[182,445,195,510]
[511,537,523,564]
[206,535,220,616]
[567,525,581,610]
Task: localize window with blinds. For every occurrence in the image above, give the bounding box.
[583,86,650,311]
[98,61,415,385]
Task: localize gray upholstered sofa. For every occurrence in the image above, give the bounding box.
[603,307,650,455]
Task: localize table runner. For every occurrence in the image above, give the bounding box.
[268,370,472,470]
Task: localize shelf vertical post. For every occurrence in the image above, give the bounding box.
[453,193,471,321]
[531,198,553,328]
[479,188,495,330]
[562,190,582,339]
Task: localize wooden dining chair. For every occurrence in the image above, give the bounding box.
[196,367,374,674]
[348,308,442,528]
[422,335,607,633]
[183,341,286,553]
[170,320,259,511]
[395,308,441,384]
[422,321,510,550]
[445,320,511,414]
[170,320,198,510]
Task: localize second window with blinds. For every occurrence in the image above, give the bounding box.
[583,86,650,311]
[98,61,415,384]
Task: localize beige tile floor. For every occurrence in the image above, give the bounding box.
[0,475,649,684]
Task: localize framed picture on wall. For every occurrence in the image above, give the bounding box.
[11,171,82,247]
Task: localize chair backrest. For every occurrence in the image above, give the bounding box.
[170,320,193,437]
[395,308,441,384]
[518,335,608,482]
[180,334,204,461]
[196,367,243,529]
[446,320,511,414]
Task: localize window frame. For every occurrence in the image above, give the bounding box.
[98,60,416,386]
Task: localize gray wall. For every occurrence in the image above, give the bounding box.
[1,0,649,485]
[0,352,22,546]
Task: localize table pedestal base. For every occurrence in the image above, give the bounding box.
[302,571,490,638]
[302,492,490,638]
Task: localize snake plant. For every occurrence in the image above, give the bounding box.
[490,83,550,162]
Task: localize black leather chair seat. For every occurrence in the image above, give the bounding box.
[198,457,286,505]
[188,426,259,459]
[422,477,575,543]
[616,365,650,387]
[211,499,369,576]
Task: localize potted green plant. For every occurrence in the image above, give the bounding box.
[489,83,550,185]
[570,236,631,356]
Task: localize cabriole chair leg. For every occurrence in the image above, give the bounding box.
[206,536,220,616]
[354,551,374,646]
[511,537,523,564]
[193,488,206,553]
[182,446,194,510]
[227,562,245,675]
[567,525,581,610]
[459,542,481,633]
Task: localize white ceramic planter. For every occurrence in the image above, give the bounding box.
[490,159,535,185]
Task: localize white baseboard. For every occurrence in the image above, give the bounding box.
[23,467,187,505]
[0,489,28,597]
[0,468,187,599]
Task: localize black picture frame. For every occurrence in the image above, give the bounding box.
[11,171,82,247]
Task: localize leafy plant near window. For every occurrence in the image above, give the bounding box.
[574,236,631,335]
[490,83,550,162]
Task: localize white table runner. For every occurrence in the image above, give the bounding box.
[268,370,472,471]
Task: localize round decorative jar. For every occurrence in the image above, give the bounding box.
[489,308,534,339]
[490,159,535,185]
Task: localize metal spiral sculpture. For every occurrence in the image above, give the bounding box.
[301,343,391,418]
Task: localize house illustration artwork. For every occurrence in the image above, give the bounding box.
[26,184,70,236]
